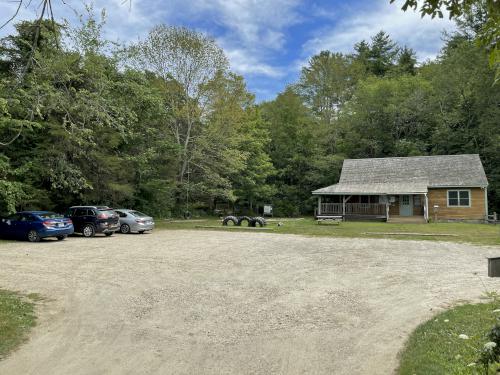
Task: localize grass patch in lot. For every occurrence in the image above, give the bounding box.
[157,217,500,246]
[0,290,37,360]
[398,302,500,374]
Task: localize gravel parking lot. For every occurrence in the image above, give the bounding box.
[1,230,499,375]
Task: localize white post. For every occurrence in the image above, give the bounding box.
[342,195,346,217]
[424,193,429,222]
[386,202,390,221]
[318,195,322,216]
[484,187,489,222]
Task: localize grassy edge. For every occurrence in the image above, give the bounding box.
[0,290,39,361]
[397,301,500,374]
[155,218,500,247]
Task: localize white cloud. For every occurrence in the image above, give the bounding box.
[73,0,166,43]
[174,0,302,79]
[173,0,302,79]
[302,0,456,62]
[223,47,286,77]
[188,0,301,50]
[0,0,162,43]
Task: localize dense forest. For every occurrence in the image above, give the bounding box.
[0,4,498,217]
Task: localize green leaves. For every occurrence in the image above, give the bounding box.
[0,156,31,214]
[392,0,500,81]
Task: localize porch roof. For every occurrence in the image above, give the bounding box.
[312,181,429,195]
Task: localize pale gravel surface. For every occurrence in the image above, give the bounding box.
[0,230,500,375]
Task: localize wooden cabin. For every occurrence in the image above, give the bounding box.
[312,154,489,223]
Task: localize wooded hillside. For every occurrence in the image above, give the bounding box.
[0,5,498,217]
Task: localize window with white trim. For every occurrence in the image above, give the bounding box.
[447,190,470,207]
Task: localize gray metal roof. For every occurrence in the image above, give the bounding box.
[313,182,429,195]
[312,154,488,195]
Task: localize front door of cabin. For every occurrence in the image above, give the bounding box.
[399,195,413,216]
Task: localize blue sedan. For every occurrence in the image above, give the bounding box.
[0,211,74,242]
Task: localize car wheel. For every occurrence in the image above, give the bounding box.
[82,224,95,238]
[56,235,67,241]
[27,230,41,242]
[105,232,113,237]
[120,224,130,234]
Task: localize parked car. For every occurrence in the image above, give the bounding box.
[66,206,119,237]
[114,209,155,234]
[0,211,74,242]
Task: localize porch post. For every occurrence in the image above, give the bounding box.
[484,187,489,222]
[424,193,429,222]
[318,195,322,216]
[386,198,390,221]
[342,195,346,217]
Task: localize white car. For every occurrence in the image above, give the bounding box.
[114,209,155,234]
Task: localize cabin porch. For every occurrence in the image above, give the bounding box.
[314,194,429,222]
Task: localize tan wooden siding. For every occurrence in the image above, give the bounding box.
[428,188,486,220]
[413,195,424,216]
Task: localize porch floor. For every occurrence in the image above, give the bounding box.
[387,216,427,224]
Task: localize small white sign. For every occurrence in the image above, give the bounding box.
[263,205,273,215]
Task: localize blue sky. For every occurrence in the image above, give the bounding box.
[0,0,456,101]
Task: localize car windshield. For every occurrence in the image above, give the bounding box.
[130,211,148,217]
[37,212,64,219]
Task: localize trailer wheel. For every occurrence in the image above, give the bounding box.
[252,217,267,227]
[237,216,252,226]
[222,216,238,226]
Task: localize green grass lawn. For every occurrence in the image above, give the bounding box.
[0,290,37,360]
[157,217,500,246]
[398,302,500,374]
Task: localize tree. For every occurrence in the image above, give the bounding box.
[353,31,401,77]
[0,14,179,214]
[421,35,500,209]
[354,40,371,70]
[298,51,360,125]
[367,31,399,76]
[261,88,342,216]
[396,46,418,75]
[338,75,437,158]
[391,0,499,81]
[130,25,229,196]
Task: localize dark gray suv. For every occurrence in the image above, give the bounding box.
[66,206,120,237]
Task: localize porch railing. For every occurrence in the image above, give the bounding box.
[319,203,386,216]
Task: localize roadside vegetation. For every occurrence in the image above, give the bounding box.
[157,218,500,246]
[0,290,37,360]
[398,300,500,374]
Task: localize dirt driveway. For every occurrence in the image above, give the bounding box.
[1,230,499,375]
